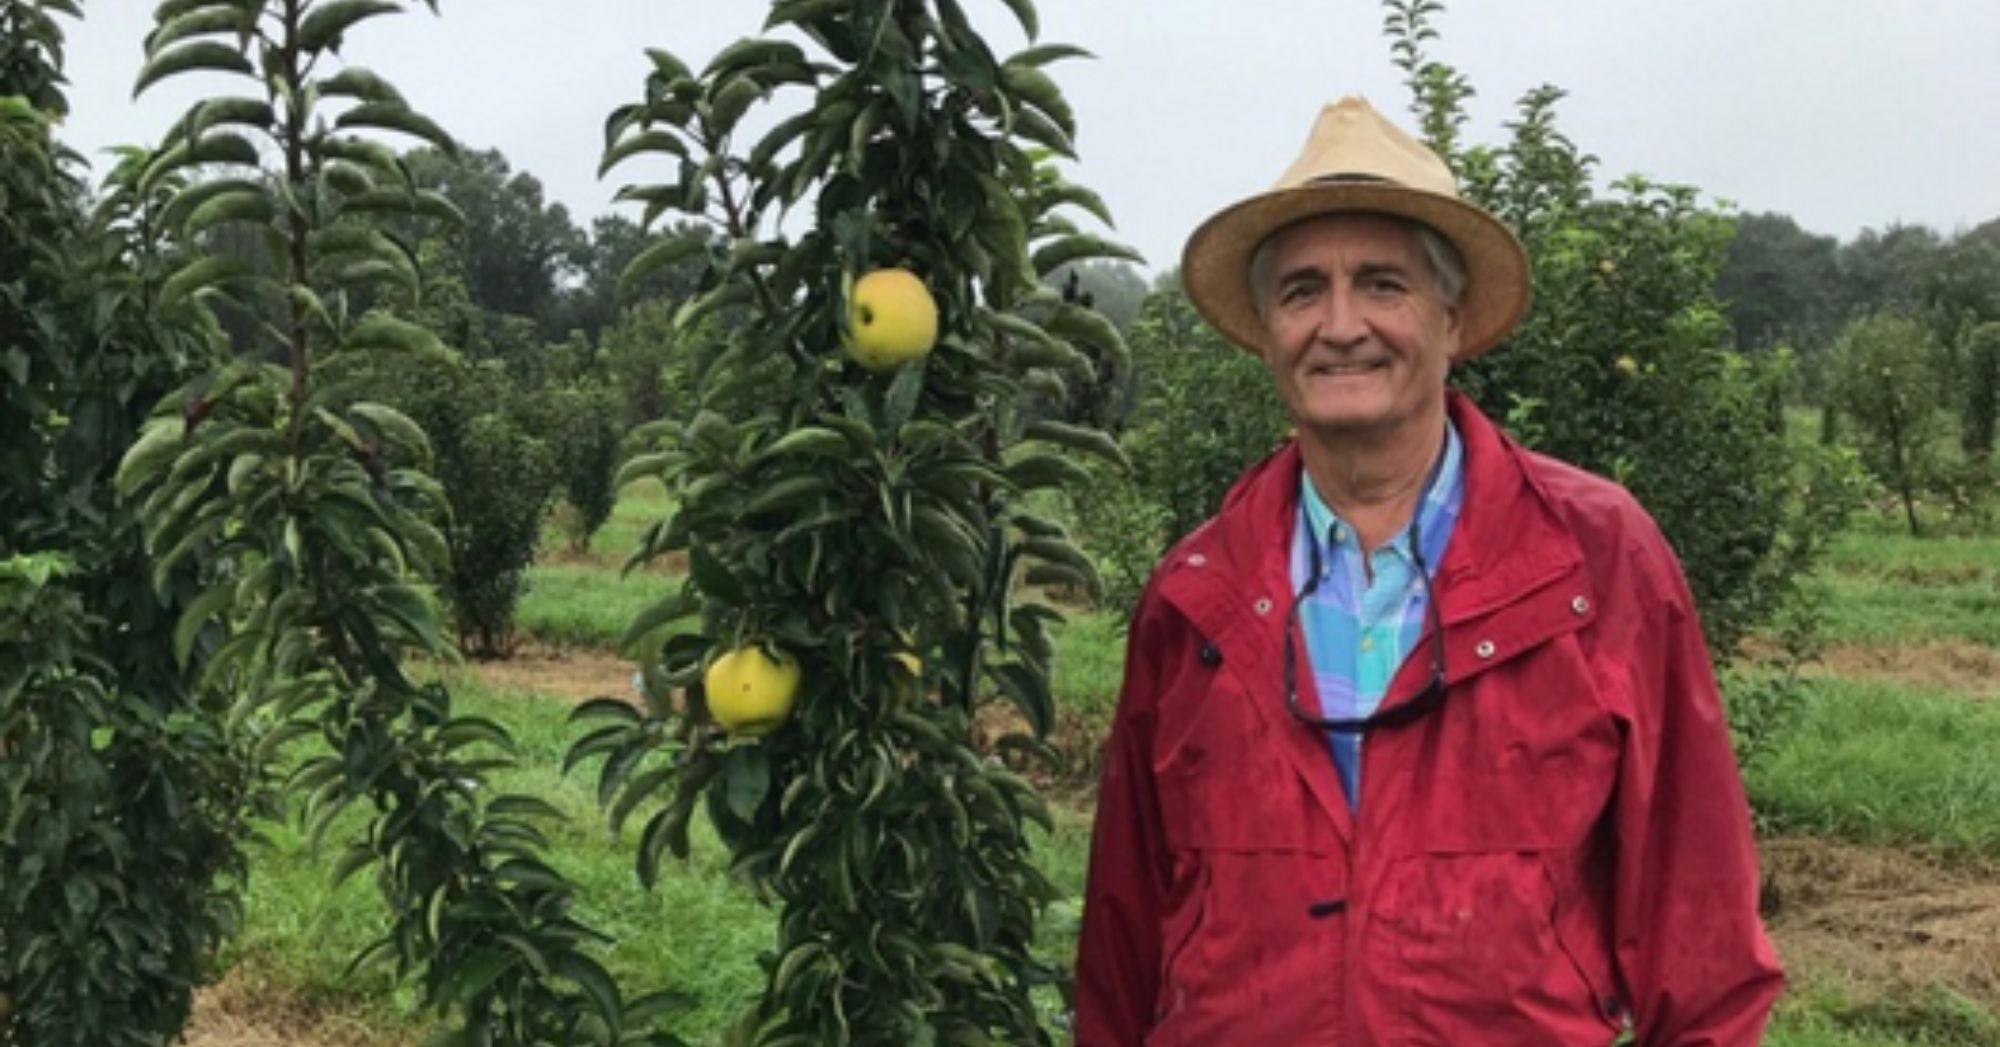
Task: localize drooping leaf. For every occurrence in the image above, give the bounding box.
[134,40,253,96]
[334,102,455,155]
[298,0,403,53]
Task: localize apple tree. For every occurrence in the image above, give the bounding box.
[568,0,1133,1041]
[114,1,684,1041]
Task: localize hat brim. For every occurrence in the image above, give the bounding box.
[1181,182,1532,360]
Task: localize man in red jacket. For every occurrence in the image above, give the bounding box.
[1072,97,1783,1045]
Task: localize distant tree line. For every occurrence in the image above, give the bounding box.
[1718,212,2000,533]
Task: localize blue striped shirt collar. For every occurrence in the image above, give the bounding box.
[1298,418,1464,571]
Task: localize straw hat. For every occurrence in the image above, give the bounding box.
[1182,96,1531,359]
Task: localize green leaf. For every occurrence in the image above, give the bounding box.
[134,40,253,96]
[722,744,771,823]
[334,102,455,155]
[1010,43,1092,67]
[598,129,688,177]
[184,185,274,234]
[1032,233,1142,276]
[146,6,252,53]
[619,587,697,656]
[702,38,807,80]
[172,578,236,666]
[644,48,692,83]
[159,255,244,310]
[441,947,518,1011]
[347,401,432,462]
[435,716,515,753]
[1022,419,1128,470]
[706,76,764,137]
[298,0,403,53]
[553,950,623,1031]
[883,357,926,433]
[342,313,446,356]
[328,842,378,888]
[619,235,707,302]
[996,0,1040,39]
[1039,180,1116,227]
[1004,452,1093,492]
[187,95,273,136]
[319,67,408,105]
[686,541,745,604]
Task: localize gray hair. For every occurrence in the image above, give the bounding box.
[1248,214,1467,317]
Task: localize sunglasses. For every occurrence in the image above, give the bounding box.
[1282,513,1449,733]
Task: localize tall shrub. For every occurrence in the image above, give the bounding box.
[568,1,1129,1040]
[2,6,252,1043]
[1828,312,1947,535]
[117,2,675,1040]
[1387,0,1845,657]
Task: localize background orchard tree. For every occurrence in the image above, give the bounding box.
[116,1,683,1041]
[1829,312,1946,536]
[1384,0,1857,660]
[569,0,1133,1040]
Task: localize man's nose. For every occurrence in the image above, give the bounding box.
[1312,286,1368,345]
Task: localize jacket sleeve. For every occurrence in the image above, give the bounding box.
[1613,544,1784,1046]
[1073,593,1175,1045]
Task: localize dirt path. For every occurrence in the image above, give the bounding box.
[469,641,641,705]
[1803,640,2000,699]
[183,968,419,1047]
[1762,835,2000,1014]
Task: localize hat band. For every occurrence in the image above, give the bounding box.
[1306,172,1396,186]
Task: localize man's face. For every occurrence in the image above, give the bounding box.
[1255,213,1461,444]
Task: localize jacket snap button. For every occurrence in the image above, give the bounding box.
[1253,597,1273,615]
[1571,595,1590,615]
[1187,553,1207,567]
[1474,640,1497,659]
[1199,643,1222,667]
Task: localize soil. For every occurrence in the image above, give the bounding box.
[1761,835,2000,1015]
[183,968,418,1047]
[467,641,643,706]
[1805,640,2000,699]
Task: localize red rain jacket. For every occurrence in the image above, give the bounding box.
[1074,393,1782,1045]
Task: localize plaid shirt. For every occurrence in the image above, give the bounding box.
[1290,421,1464,809]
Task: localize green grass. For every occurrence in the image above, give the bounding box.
[541,477,674,564]
[515,562,678,650]
[1747,675,2000,855]
[1808,572,2000,648]
[234,669,1099,1043]
[1048,609,1126,720]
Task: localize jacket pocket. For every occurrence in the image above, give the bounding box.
[1367,850,1622,1045]
[1154,860,1211,1027]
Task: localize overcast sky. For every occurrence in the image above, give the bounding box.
[56,1,2000,272]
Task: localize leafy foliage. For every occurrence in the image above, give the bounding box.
[1965,322,2000,458]
[2,6,253,1044]
[1067,284,1287,615]
[522,381,625,553]
[120,2,678,1041]
[1387,0,1847,657]
[1829,312,1948,536]
[567,1,1129,1041]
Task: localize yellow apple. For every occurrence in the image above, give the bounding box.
[704,644,802,737]
[846,268,938,372]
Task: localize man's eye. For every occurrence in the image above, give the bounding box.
[1281,284,1316,304]
[1364,276,1407,295]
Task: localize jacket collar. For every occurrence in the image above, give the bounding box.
[1154,392,1597,839]
[1178,391,1584,634]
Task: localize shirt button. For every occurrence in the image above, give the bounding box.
[1199,643,1222,667]
[1187,553,1207,567]
[1253,597,1273,615]
[1572,595,1591,615]
[1474,640,1497,659]
[1360,635,1375,652]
